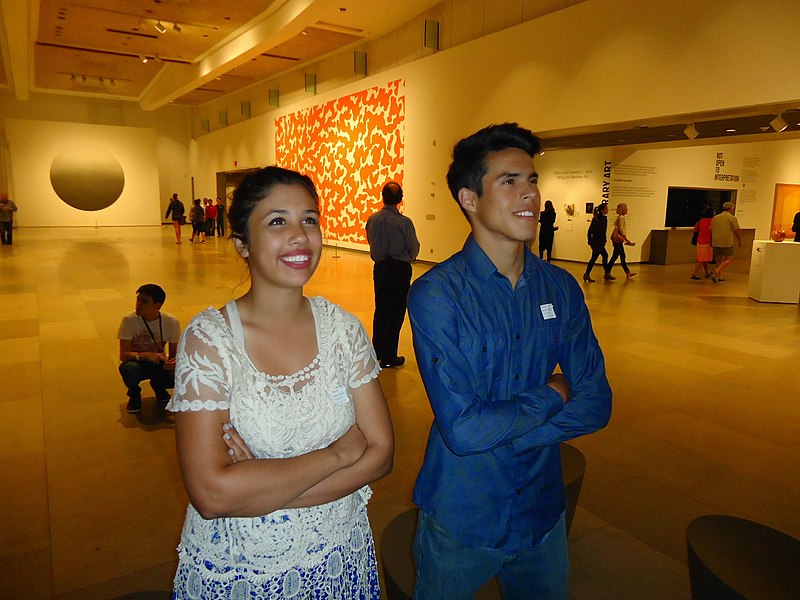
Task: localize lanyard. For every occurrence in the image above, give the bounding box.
[141,315,164,350]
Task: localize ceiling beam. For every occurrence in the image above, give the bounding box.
[138,0,320,111]
[1,0,36,100]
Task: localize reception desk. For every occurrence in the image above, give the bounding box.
[648,228,755,265]
[748,240,800,303]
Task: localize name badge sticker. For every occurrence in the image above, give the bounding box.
[332,386,351,406]
[540,303,556,320]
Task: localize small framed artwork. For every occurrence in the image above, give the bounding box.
[585,202,594,214]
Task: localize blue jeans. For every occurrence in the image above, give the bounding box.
[411,511,568,600]
[118,360,174,401]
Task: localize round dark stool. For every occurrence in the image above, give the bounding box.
[560,442,586,534]
[381,443,586,600]
[686,515,800,599]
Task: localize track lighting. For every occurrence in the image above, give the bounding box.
[683,123,699,140]
[173,23,182,33]
[154,21,167,34]
[770,114,788,132]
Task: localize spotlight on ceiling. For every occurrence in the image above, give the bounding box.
[154,21,167,34]
[173,23,182,33]
[770,114,788,132]
[683,123,699,140]
[140,55,148,63]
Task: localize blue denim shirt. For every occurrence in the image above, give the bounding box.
[408,235,612,551]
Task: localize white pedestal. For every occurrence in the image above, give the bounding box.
[748,240,800,303]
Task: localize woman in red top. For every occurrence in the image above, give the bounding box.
[204,198,218,237]
[691,207,714,279]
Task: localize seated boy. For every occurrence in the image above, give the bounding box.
[117,284,181,413]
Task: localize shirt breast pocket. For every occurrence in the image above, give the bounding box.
[461,333,508,391]
[530,323,564,353]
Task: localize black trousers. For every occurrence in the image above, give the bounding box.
[607,242,629,273]
[585,243,609,274]
[372,259,412,363]
[0,221,12,245]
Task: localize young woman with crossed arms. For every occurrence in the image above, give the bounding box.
[168,166,394,599]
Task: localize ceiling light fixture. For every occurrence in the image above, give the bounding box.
[683,124,699,140]
[140,55,148,63]
[173,23,181,33]
[154,21,167,34]
[770,114,788,132]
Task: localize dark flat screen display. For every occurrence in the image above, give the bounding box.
[665,187,734,227]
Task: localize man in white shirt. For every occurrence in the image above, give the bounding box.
[117,284,181,413]
[710,201,741,283]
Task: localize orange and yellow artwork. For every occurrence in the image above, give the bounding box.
[275,79,405,245]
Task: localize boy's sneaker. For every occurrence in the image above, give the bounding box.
[126,397,142,413]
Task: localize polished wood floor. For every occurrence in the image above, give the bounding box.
[1,226,798,599]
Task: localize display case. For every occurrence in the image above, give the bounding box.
[748,240,800,303]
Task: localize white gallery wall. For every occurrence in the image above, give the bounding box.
[6,119,160,226]
[0,89,192,224]
[536,140,795,263]
[188,0,800,264]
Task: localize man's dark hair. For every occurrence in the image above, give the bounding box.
[229,166,318,246]
[137,283,166,305]
[446,123,541,216]
[382,182,403,205]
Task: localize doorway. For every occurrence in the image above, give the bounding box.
[772,184,800,237]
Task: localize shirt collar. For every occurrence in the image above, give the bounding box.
[461,234,539,285]
[382,204,401,214]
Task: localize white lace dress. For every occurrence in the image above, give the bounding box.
[168,297,382,599]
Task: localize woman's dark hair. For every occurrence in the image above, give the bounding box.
[446,123,541,217]
[702,206,714,218]
[543,200,555,212]
[228,166,319,245]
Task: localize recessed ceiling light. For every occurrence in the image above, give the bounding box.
[726,129,736,133]
[154,21,167,34]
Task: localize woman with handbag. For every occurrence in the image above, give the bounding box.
[690,207,714,279]
[606,203,637,279]
[583,203,610,282]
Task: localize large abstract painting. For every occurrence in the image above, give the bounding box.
[275,79,405,245]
